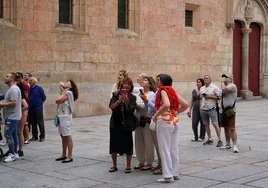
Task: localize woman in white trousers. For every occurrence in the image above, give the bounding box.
[152,74,189,183]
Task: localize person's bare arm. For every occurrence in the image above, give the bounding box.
[152,90,170,122]
[178,93,189,113]
[55,93,68,104]
[0,100,17,108]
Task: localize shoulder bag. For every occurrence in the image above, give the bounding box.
[54,105,60,127]
[222,94,236,118]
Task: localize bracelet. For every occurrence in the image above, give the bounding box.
[116,101,120,105]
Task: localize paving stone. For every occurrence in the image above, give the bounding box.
[209,183,252,188]
[1,99,268,188]
[191,164,268,181]
[245,177,268,188]
[231,171,268,185]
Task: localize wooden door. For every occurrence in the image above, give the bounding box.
[249,23,260,96]
[233,20,243,97]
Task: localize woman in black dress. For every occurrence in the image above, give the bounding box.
[109,77,136,173]
[187,78,206,141]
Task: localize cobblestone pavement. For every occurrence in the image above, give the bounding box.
[0,99,268,188]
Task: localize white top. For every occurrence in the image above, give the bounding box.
[135,91,154,119]
[219,83,237,113]
[200,83,220,110]
[58,90,74,117]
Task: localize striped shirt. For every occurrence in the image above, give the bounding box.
[200,83,220,110]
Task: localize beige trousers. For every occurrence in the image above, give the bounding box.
[150,127,161,165]
[135,123,155,164]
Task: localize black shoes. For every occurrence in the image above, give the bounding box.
[18,150,24,157]
[3,151,9,158]
[30,137,38,141]
[62,158,73,163]
[39,138,44,142]
[55,156,67,161]
[203,139,213,145]
[216,140,223,147]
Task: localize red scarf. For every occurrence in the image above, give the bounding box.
[155,86,179,111]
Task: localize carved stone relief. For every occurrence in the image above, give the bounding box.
[245,0,254,25]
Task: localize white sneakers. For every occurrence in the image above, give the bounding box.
[233,145,239,153]
[157,176,179,183]
[4,153,20,163]
[219,144,239,153]
[219,144,232,150]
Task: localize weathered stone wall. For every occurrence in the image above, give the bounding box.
[0,0,266,119]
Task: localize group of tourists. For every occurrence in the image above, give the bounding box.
[0,70,238,183]
[109,70,238,183]
[0,72,79,164]
[0,72,46,163]
[187,74,238,153]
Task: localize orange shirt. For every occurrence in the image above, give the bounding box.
[159,109,179,126]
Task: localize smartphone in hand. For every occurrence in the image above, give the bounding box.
[121,89,127,96]
[139,89,144,95]
[202,93,207,97]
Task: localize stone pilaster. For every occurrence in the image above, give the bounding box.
[240,27,253,99]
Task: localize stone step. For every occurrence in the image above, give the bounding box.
[237,96,262,101]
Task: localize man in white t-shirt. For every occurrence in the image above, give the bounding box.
[219,74,239,153]
[0,73,22,163]
[200,75,222,147]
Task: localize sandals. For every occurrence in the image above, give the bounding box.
[151,164,161,171]
[109,167,118,173]
[141,164,152,171]
[134,163,144,170]
[125,168,131,173]
[153,168,162,175]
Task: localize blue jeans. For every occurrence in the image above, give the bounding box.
[5,119,19,154]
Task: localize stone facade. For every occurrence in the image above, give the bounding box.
[0,0,268,119]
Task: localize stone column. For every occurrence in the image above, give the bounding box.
[240,28,253,99]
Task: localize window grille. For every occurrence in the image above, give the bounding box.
[59,0,72,24]
[185,10,193,27]
[118,0,128,29]
[0,0,3,18]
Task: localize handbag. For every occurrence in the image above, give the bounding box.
[139,115,147,127]
[221,94,236,118]
[149,121,156,131]
[223,106,235,118]
[54,105,60,127]
[54,115,60,127]
[123,113,139,131]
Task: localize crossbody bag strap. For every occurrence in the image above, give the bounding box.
[232,100,236,108]
[56,104,59,114]
[221,93,225,110]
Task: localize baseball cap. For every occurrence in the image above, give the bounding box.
[222,73,233,80]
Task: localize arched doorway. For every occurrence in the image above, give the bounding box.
[233,20,243,97]
[249,22,261,96]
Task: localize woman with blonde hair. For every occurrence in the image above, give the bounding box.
[111,70,128,94]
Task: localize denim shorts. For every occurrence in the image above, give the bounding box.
[200,109,218,125]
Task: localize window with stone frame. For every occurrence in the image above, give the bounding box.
[59,0,73,24]
[185,3,201,34]
[185,10,193,27]
[0,0,3,18]
[118,0,129,29]
[0,0,17,26]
